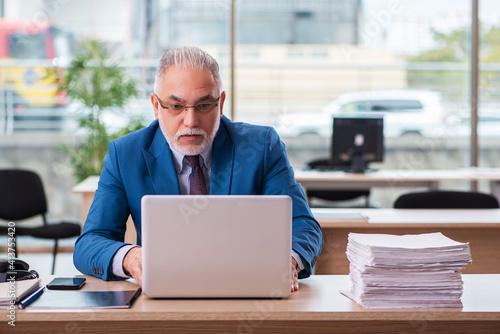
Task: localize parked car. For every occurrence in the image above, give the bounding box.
[273,89,452,138]
[478,108,500,137]
[455,107,500,137]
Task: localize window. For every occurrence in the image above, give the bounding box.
[340,102,367,113]
[478,0,500,170]
[9,32,47,59]
[235,0,481,205]
[368,100,423,111]
[1,0,496,212]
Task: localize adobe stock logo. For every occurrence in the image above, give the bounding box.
[341,0,403,63]
[179,196,210,225]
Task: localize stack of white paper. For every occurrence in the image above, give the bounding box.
[342,232,471,308]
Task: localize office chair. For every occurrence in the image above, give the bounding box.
[393,190,500,209]
[305,159,371,208]
[0,169,81,274]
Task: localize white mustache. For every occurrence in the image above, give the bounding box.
[175,128,207,140]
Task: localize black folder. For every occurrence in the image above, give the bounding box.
[26,288,141,308]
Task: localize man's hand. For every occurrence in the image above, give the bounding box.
[123,246,143,287]
[291,257,299,292]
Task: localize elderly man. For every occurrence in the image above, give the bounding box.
[74,46,323,292]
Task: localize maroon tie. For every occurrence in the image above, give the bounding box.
[185,155,207,195]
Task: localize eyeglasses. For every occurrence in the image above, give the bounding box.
[154,93,221,115]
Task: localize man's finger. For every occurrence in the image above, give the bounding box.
[291,258,299,292]
[123,247,143,287]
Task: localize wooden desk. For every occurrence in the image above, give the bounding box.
[72,176,137,244]
[11,274,500,333]
[295,168,500,193]
[72,176,100,225]
[313,208,500,275]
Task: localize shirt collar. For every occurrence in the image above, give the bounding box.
[171,144,213,174]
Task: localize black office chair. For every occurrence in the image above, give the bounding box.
[305,159,371,208]
[0,169,81,274]
[393,190,500,209]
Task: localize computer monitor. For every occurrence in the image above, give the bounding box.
[330,117,384,173]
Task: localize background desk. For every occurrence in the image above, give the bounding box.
[11,274,500,333]
[73,176,137,244]
[295,168,500,197]
[313,208,500,275]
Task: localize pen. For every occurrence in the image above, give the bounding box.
[19,286,45,309]
[126,288,142,308]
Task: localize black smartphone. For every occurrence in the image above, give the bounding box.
[46,277,86,290]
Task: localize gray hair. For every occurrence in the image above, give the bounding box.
[153,46,222,94]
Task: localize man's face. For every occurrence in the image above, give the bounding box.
[151,66,225,155]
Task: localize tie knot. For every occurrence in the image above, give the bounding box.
[185,155,201,168]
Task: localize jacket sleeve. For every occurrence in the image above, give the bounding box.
[73,140,131,281]
[261,127,323,278]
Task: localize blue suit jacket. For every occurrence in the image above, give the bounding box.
[74,116,323,280]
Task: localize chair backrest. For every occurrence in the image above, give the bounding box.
[0,169,48,220]
[393,190,500,209]
[306,159,351,170]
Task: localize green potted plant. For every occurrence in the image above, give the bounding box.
[49,39,144,182]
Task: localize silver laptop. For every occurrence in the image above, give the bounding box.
[141,195,292,298]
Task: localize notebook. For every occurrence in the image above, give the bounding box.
[0,278,41,307]
[141,195,292,298]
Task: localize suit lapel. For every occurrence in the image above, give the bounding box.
[210,116,234,195]
[142,126,180,195]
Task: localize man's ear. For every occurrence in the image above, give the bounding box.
[151,93,160,120]
[218,91,226,117]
